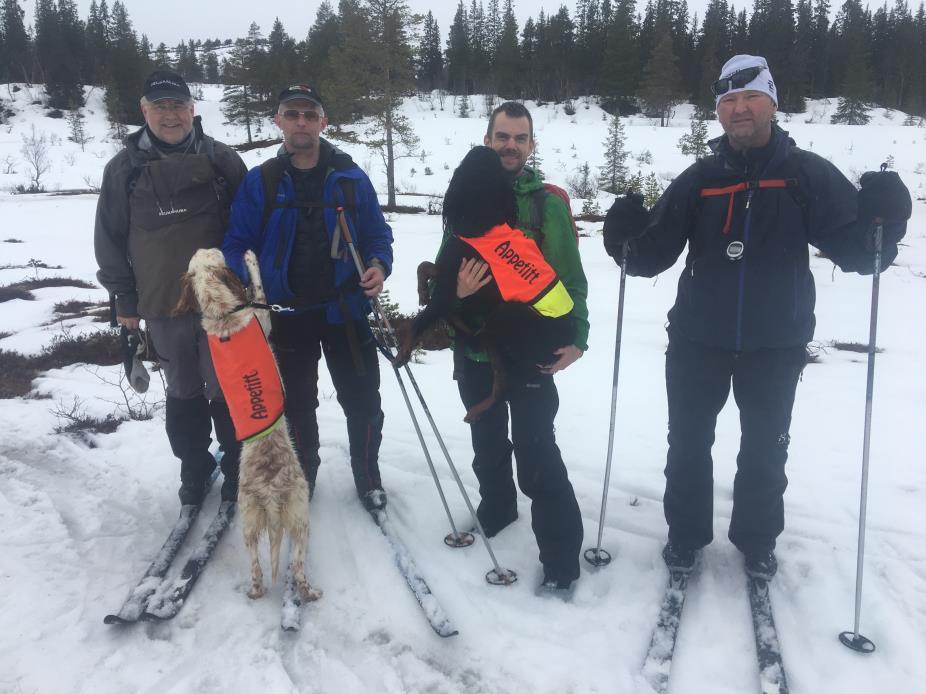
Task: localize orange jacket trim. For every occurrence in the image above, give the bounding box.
[700,179,791,235]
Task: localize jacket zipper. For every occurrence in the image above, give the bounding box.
[735,188,755,351]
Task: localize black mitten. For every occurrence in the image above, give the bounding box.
[857,171,912,224]
[603,192,649,260]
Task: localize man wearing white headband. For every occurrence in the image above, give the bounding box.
[603,55,912,581]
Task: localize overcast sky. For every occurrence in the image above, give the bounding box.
[19,0,719,47]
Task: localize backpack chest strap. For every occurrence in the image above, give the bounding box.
[699,178,796,234]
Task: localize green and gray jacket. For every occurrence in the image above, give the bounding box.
[94,124,247,319]
[442,165,590,361]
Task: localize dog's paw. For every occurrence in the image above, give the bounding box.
[298,582,322,602]
[247,583,266,600]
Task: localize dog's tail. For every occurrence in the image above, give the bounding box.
[269,520,284,585]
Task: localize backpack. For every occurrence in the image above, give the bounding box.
[525,182,580,247]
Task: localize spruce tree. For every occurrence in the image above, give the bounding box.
[678,117,711,159]
[487,0,501,60]
[830,0,873,124]
[528,136,545,179]
[329,0,419,207]
[567,161,596,199]
[67,108,93,151]
[104,2,147,127]
[520,17,539,100]
[637,31,684,126]
[446,2,470,95]
[203,51,219,83]
[262,18,299,101]
[417,11,443,92]
[221,23,264,144]
[810,0,830,96]
[302,1,340,85]
[642,172,663,207]
[600,0,640,109]
[494,0,520,98]
[468,0,490,92]
[1,0,30,82]
[34,0,86,108]
[154,43,171,68]
[598,113,629,193]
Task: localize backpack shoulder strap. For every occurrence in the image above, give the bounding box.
[542,182,579,245]
[330,175,360,262]
[527,187,548,242]
[259,157,288,231]
[527,184,579,249]
[194,116,229,192]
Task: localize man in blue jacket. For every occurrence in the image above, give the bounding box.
[603,55,911,580]
[223,85,394,511]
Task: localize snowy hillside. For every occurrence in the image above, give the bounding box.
[0,84,924,694]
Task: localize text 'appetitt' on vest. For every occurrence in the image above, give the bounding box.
[242,370,269,420]
[494,240,542,284]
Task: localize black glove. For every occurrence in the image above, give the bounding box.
[603,192,649,259]
[857,171,912,224]
[120,326,150,393]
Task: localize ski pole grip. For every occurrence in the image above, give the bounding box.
[109,295,117,328]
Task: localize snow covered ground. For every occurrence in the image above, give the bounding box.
[0,85,924,694]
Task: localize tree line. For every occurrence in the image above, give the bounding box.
[2,0,925,130]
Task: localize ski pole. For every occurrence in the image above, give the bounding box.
[585,241,629,568]
[839,218,883,655]
[336,210,516,585]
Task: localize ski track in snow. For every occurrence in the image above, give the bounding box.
[0,84,924,693]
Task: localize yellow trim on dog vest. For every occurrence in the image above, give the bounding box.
[458,223,574,318]
[207,318,285,442]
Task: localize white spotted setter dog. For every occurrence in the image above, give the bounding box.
[176,248,320,603]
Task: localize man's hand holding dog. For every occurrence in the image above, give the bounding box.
[360,264,385,297]
[540,345,583,375]
[457,258,492,298]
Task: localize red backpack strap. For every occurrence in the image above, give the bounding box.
[529,183,579,248]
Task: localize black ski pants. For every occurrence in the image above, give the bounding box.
[664,334,806,554]
[270,309,384,496]
[455,354,583,582]
[149,313,240,502]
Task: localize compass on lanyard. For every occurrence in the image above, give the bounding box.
[726,240,745,260]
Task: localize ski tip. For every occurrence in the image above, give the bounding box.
[437,627,460,638]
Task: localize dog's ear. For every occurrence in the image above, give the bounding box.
[173,271,200,316]
[216,265,249,304]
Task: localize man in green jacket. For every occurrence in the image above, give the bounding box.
[450,101,589,591]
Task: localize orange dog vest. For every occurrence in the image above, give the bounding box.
[207,318,285,442]
[458,223,574,318]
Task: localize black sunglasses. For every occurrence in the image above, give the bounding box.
[281,109,321,122]
[711,66,764,97]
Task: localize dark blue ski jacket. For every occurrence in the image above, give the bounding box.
[223,140,393,323]
[611,126,905,351]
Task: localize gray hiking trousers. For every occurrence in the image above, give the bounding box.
[146,313,222,400]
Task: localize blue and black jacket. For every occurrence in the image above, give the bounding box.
[223,139,393,324]
[617,125,906,351]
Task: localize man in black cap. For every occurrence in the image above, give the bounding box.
[95,68,248,508]
[223,85,394,512]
